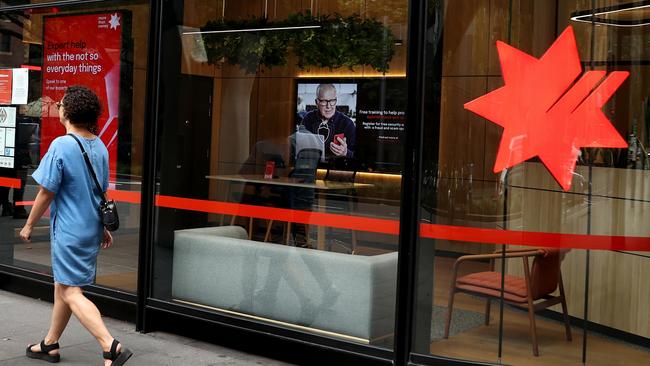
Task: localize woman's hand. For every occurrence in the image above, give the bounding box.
[20,187,55,244]
[101,228,113,249]
[19,224,33,243]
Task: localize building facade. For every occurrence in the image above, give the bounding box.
[0,0,648,365]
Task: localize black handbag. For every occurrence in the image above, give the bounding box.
[68,134,120,231]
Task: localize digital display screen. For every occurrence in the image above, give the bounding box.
[296,78,407,173]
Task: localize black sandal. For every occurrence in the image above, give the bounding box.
[26,340,61,363]
[103,339,133,366]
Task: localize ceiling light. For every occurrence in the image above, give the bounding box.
[183,25,321,35]
[570,1,650,27]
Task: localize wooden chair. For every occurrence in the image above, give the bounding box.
[222,140,288,240]
[263,148,320,245]
[444,248,572,356]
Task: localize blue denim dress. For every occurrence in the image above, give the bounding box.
[32,134,108,286]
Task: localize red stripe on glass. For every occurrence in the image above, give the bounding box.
[107,189,141,204]
[419,223,650,251]
[14,201,35,206]
[0,177,21,188]
[92,192,650,252]
[154,194,400,235]
[21,65,42,71]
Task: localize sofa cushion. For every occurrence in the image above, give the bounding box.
[171,226,397,341]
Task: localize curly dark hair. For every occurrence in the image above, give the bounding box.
[62,86,102,134]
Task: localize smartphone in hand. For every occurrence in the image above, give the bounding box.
[333,133,345,145]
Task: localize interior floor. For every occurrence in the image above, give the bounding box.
[431,256,650,366]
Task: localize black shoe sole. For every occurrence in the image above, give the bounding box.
[26,347,60,363]
[111,348,133,366]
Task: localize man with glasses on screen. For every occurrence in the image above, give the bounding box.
[299,84,356,160]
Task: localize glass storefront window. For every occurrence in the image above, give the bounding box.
[1,1,647,365]
[414,0,650,365]
[152,0,408,348]
[0,0,150,293]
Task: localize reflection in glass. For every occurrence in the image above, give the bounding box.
[416,0,650,365]
[152,0,408,349]
[0,2,149,294]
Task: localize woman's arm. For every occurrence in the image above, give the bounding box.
[19,186,55,243]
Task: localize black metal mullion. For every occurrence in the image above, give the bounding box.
[135,0,163,332]
[496,2,514,362]
[581,1,597,361]
[394,0,428,364]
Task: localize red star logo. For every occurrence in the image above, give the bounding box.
[464,26,628,191]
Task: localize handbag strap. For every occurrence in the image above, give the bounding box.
[67,134,107,202]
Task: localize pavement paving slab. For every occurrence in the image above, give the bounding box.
[0,290,294,366]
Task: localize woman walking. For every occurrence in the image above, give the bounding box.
[19,86,132,365]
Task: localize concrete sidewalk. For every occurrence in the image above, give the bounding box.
[0,290,294,366]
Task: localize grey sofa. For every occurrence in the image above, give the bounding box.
[171,226,397,342]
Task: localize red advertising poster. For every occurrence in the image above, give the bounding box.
[0,70,13,104]
[41,12,127,178]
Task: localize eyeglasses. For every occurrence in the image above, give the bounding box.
[316,98,337,107]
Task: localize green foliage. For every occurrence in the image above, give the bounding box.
[200,12,395,74]
[202,17,291,74]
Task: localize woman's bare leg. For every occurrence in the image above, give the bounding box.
[59,285,121,365]
[29,283,72,356]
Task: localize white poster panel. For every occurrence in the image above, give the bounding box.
[0,107,15,169]
[11,68,28,105]
[0,156,13,168]
[5,126,14,147]
[0,106,16,128]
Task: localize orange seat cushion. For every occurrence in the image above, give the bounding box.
[456,271,529,303]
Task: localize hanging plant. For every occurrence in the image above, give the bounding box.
[200,11,395,74]
[289,12,394,72]
[202,17,292,74]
